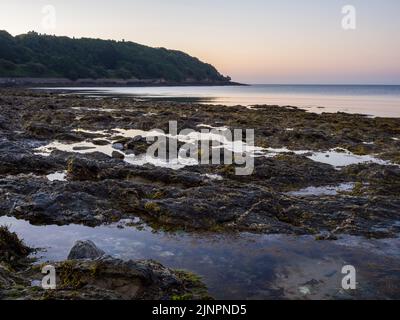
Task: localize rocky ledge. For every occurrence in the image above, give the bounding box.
[0,88,399,239]
[0,228,210,300]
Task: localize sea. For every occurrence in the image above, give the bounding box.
[51,84,400,117]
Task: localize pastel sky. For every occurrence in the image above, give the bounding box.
[1,0,400,84]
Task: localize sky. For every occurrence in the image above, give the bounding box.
[1,0,400,84]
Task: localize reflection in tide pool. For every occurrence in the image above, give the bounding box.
[34,126,392,171]
[46,171,67,182]
[287,183,356,196]
[1,216,399,299]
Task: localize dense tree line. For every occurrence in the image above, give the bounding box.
[0,31,230,82]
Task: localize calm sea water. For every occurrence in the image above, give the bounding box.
[52,84,400,117]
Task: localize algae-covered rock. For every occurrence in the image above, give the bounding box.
[67,240,105,260]
[0,235,211,300]
[0,226,31,268]
[53,257,210,300]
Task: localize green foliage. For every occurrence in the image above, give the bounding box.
[0,30,230,82]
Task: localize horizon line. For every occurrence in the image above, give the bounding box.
[245,83,400,86]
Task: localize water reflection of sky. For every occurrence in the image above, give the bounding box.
[40,85,400,117]
[1,216,399,299]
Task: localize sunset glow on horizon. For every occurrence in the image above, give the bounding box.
[1,0,399,84]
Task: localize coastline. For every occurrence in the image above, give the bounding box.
[1,88,399,299]
[0,77,246,88]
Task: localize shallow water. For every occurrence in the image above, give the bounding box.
[287,183,356,196]
[306,149,390,167]
[34,127,390,170]
[1,216,399,299]
[264,147,391,167]
[42,85,400,117]
[46,171,67,182]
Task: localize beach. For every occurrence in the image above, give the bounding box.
[1,88,400,299]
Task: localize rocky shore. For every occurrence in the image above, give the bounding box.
[0,227,209,300]
[0,88,399,299]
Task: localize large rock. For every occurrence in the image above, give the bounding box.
[54,257,210,300]
[67,240,105,260]
[67,156,100,181]
[0,225,31,267]
[0,233,210,300]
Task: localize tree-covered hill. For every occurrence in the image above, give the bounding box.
[0,31,231,83]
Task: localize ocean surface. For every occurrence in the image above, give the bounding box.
[52,84,400,117]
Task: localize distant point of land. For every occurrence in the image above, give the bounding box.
[0,30,242,87]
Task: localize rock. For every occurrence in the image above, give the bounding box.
[1,88,400,239]
[0,152,62,175]
[124,136,150,155]
[0,228,211,300]
[72,146,96,151]
[24,123,59,138]
[0,229,210,300]
[67,156,100,181]
[54,132,83,142]
[0,226,31,267]
[132,135,144,142]
[80,114,114,124]
[92,139,110,146]
[112,143,124,150]
[315,232,338,241]
[67,240,105,260]
[220,154,343,191]
[112,150,125,160]
[52,257,210,300]
[0,115,9,130]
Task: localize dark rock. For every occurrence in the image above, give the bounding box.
[1,88,400,240]
[124,136,150,155]
[0,232,210,300]
[218,154,344,191]
[112,143,124,151]
[0,226,31,268]
[93,139,111,146]
[80,114,114,124]
[67,240,105,260]
[72,146,96,151]
[112,151,125,160]
[67,156,100,181]
[24,123,60,138]
[49,255,210,299]
[54,132,83,142]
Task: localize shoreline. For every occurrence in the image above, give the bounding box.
[1,88,399,299]
[0,77,246,88]
[32,84,400,118]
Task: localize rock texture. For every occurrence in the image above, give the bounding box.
[0,232,210,300]
[67,240,105,260]
[0,89,399,238]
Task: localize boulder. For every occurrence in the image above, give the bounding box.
[67,156,100,181]
[112,150,125,160]
[67,240,105,260]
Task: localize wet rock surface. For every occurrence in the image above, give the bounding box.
[0,88,399,239]
[67,240,105,260]
[0,225,32,269]
[1,88,400,300]
[0,231,210,300]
